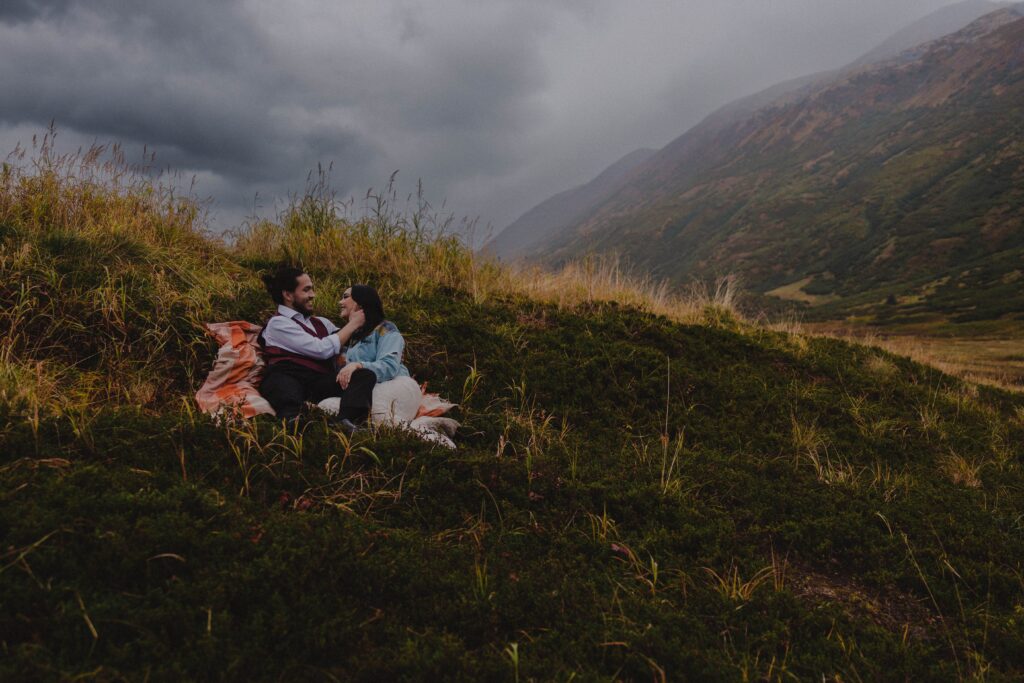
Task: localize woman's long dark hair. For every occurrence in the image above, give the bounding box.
[348,284,385,345]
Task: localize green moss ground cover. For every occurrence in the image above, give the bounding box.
[2,154,1024,680]
[4,288,1024,680]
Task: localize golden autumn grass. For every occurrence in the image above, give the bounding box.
[1,137,248,418]
[231,169,741,324]
[784,321,1024,392]
[0,136,742,420]
[1,130,1015,435]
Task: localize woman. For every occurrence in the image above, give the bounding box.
[334,285,420,425]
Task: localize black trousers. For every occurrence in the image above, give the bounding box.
[260,362,377,421]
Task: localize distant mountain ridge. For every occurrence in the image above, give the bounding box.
[501,4,1024,324]
[484,147,655,259]
[850,0,1015,67]
[488,1,1014,264]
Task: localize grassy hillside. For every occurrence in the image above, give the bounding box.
[535,10,1024,329]
[3,145,1024,680]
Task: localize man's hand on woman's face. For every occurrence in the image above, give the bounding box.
[348,308,366,329]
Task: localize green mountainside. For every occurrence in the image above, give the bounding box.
[530,10,1024,326]
[2,146,1024,680]
[489,2,1016,267]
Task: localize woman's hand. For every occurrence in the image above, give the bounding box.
[336,362,364,389]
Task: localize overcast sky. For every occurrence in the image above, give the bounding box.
[0,0,976,239]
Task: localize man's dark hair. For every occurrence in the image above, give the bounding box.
[261,266,305,305]
[348,284,385,344]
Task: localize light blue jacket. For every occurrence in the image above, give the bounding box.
[342,320,411,383]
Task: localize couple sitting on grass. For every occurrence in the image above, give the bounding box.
[258,265,440,436]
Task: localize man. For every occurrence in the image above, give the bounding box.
[258,266,376,425]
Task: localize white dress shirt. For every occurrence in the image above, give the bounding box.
[261,305,341,360]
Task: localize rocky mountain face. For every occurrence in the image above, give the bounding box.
[500,5,1024,324]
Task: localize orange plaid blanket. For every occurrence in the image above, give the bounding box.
[194,321,275,418]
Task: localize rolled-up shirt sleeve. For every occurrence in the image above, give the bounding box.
[262,316,341,360]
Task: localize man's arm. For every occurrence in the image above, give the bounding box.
[263,317,341,360]
[318,316,340,335]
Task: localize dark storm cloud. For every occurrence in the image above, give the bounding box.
[0,0,980,232]
[0,0,343,183]
[0,0,75,23]
[0,0,559,223]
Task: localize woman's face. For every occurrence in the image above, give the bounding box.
[339,288,361,319]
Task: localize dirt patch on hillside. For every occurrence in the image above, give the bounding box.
[787,563,942,640]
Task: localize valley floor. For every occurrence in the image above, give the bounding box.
[803,322,1024,390]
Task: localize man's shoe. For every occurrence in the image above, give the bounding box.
[335,417,367,434]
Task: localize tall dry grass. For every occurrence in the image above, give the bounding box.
[0,131,246,415]
[503,257,741,324]
[230,172,488,302]
[5,126,1010,434]
[0,137,746,422]
[230,170,744,323]
[22,127,1016,428]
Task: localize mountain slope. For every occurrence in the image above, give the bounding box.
[540,9,1024,323]
[850,0,1014,67]
[485,147,655,260]
[496,1,1015,279]
[3,146,1024,679]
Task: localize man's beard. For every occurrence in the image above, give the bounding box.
[293,300,314,317]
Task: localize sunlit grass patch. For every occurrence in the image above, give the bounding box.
[917,402,946,440]
[864,461,914,502]
[811,325,1024,392]
[939,450,984,488]
[790,413,827,462]
[865,353,898,378]
[703,562,778,602]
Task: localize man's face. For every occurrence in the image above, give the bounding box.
[283,273,315,316]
